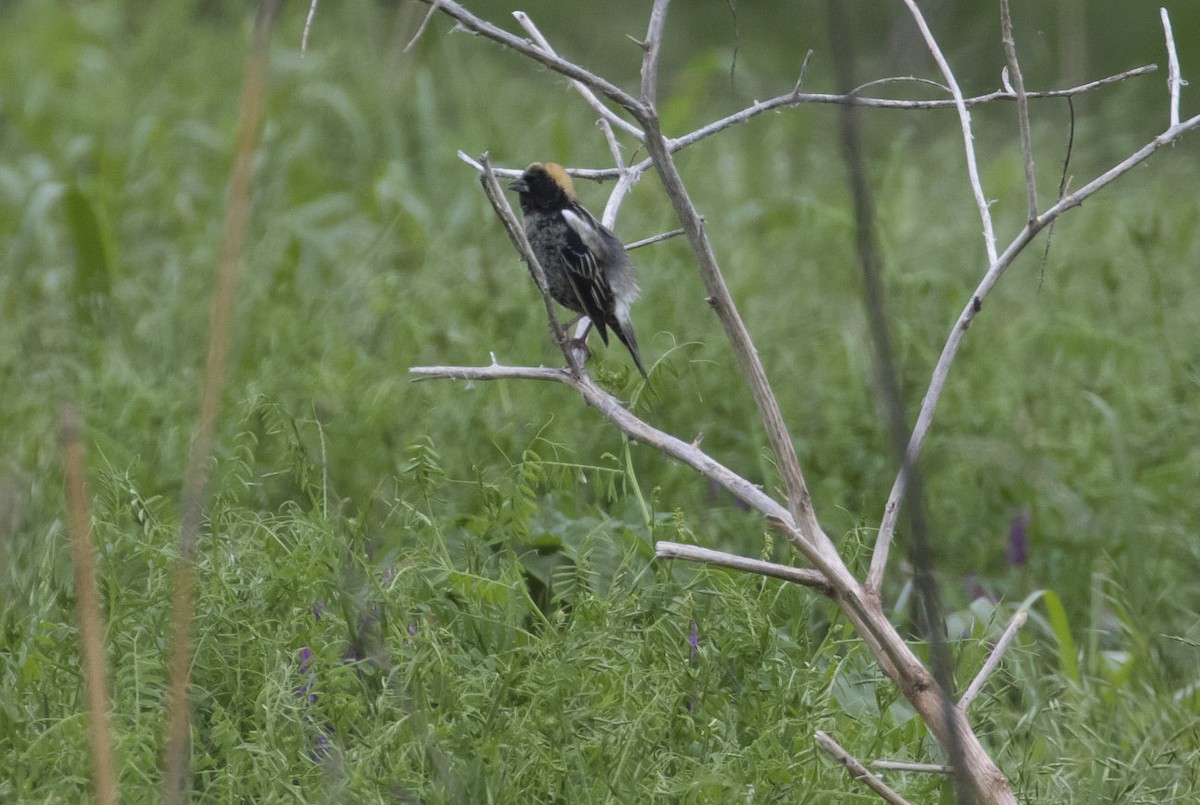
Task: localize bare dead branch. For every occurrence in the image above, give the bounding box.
[655,541,833,595]
[872,760,955,775]
[301,0,319,55]
[816,731,915,805]
[601,167,645,230]
[404,0,440,53]
[873,109,1200,578]
[598,117,626,173]
[851,75,950,96]
[959,609,1029,712]
[900,0,998,266]
[410,363,569,383]
[457,64,1155,190]
[414,5,1200,803]
[1001,0,1038,223]
[1161,7,1182,128]
[654,65,1157,176]
[639,0,671,108]
[418,0,644,115]
[512,11,644,142]
[793,49,814,94]
[625,227,687,251]
[410,362,802,529]
[637,121,836,559]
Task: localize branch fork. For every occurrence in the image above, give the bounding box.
[411,2,1199,802]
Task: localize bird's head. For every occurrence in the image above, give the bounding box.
[509,162,576,212]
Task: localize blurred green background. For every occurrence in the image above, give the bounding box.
[2,0,1199,801]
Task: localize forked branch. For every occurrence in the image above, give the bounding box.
[410,2,1200,803]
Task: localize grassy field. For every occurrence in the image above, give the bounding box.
[2,1,1199,801]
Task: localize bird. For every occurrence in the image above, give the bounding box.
[508,162,648,379]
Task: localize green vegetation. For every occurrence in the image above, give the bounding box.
[2,1,1198,801]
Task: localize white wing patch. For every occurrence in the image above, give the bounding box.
[562,208,607,257]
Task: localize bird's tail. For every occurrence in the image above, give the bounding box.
[611,315,648,379]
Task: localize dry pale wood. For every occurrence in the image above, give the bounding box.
[1001,0,1038,224]
[816,731,915,805]
[872,759,955,774]
[870,108,1200,591]
[655,541,832,595]
[959,610,1029,712]
[1161,8,1182,128]
[413,3,1200,803]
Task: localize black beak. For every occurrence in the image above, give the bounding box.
[508,176,529,193]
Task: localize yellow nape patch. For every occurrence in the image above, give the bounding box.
[533,161,576,198]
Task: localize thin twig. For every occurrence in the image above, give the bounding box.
[410,363,569,383]
[625,227,687,251]
[1039,96,1075,291]
[602,166,644,230]
[874,109,1200,575]
[872,760,955,775]
[655,541,833,594]
[624,2,837,564]
[404,0,440,53]
[61,406,119,805]
[639,0,671,108]
[512,11,645,142]
[869,0,1002,594]
[162,4,279,798]
[1001,0,1038,224]
[301,0,319,55]
[793,49,814,95]
[455,63,1154,189]
[660,65,1155,172]
[456,152,617,185]
[638,121,836,561]
[599,118,626,170]
[959,609,1028,712]
[850,75,950,96]
[815,731,915,805]
[900,0,998,265]
[410,363,801,526]
[1161,7,1181,128]
[421,0,645,116]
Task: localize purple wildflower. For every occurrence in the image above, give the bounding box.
[296,647,336,761]
[310,723,334,762]
[1007,510,1031,567]
[296,647,318,704]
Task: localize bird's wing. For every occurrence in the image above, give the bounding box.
[560,206,617,334]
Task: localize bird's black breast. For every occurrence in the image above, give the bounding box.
[524,210,610,319]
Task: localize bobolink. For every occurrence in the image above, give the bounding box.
[509,162,648,378]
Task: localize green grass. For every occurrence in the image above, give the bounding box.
[2,0,1200,801]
